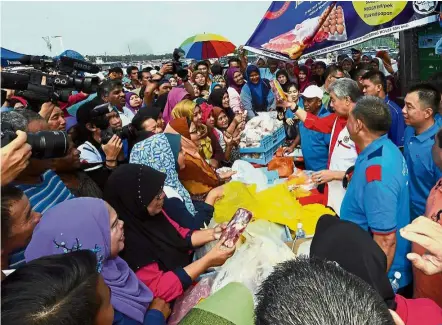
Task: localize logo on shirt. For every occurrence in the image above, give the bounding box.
[343,136,350,143]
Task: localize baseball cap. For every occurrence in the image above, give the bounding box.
[301,85,324,99]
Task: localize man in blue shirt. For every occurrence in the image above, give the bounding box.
[403,83,442,221]
[341,96,411,290]
[296,85,331,171]
[361,70,405,147]
[282,85,330,170]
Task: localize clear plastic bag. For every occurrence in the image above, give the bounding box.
[210,231,295,303]
[231,160,269,192]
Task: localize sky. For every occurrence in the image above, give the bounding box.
[1,1,271,56]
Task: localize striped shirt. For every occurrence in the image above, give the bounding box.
[9,170,74,268]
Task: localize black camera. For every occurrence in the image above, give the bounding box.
[0,124,69,159]
[101,124,138,145]
[1,55,100,103]
[90,103,138,145]
[165,48,188,79]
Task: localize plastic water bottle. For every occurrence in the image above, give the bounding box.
[295,223,306,240]
[390,272,401,293]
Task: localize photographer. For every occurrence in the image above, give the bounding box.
[143,61,194,108]
[75,100,126,189]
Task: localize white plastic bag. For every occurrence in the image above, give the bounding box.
[231,160,269,192]
[210,229,295,302]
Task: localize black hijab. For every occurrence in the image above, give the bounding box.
[310,215,397,310]
[208,88,234,122]
[275,69,291,92]
[103,164,192,272]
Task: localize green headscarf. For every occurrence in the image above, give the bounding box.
[179,282,254,325]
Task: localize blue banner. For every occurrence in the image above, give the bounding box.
[245,1,440,59]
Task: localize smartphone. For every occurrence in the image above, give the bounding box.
[221,208,253,248]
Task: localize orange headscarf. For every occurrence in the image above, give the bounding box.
[165,118,219,198]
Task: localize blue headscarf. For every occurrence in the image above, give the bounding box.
[245,65,270,110]
[210,82,222,93]
[130,134,196,215]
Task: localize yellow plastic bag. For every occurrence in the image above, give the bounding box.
[214,181,335,236]
[213,182,258,223]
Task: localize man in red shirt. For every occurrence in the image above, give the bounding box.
[283,78,362,215]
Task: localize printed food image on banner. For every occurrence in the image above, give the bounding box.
[319,5,347,41]
[245,1,441,60]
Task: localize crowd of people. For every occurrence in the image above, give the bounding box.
[1,44,442,325]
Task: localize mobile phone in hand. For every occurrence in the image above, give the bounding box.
[221,208,253,248]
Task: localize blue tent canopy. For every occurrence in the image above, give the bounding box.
[56,50,85,61]
[1,47,25,67]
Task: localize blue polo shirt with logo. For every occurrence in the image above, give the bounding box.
[340,134,411,288]
[299,104,331,171]
[385,96,406,147]
[403,118,442,221]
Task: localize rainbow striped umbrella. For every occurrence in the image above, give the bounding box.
[179,33,236,60]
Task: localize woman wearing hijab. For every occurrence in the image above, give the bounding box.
[162,88,190,125]
[208,88,235,122]
[210,82,223,93]
[130,133,196,215]
[212,106,242,164]
[340,57,354,73]
[362,54,372,64]
[200,102,226,164]
[276,70,291,92]
[200,103,239,165]
[125,92,143,115]
[255,56,267,68]
[297,65,312,93]
[165,117,229,200]
[104,164,235,302]
[192,70,210,93]
[226,67,245,114]
[212,75,226,89]
[311,215,442,325]
[171,99,214,163]
[314,61,327,87]
[24,198,165,325]
[240,65,275,119]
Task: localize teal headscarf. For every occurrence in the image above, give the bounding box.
[130,133,196,215]
[210,82,222,93]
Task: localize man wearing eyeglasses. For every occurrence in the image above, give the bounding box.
[280,78,362,215]
[321,65,345,110]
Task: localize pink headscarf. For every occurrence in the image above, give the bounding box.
[162,87,189,125]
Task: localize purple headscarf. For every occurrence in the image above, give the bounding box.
[125,92,141,114]
[65,116,77,132]
[24,198,153,323]
[162,87,189,125]
[226,67,244,95]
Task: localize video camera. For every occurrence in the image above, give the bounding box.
[1,55,101,104]
[0,122,69,159]
[165,48,188,79]
[90,103,138,145]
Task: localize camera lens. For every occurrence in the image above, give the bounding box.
[27,131,69,159]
